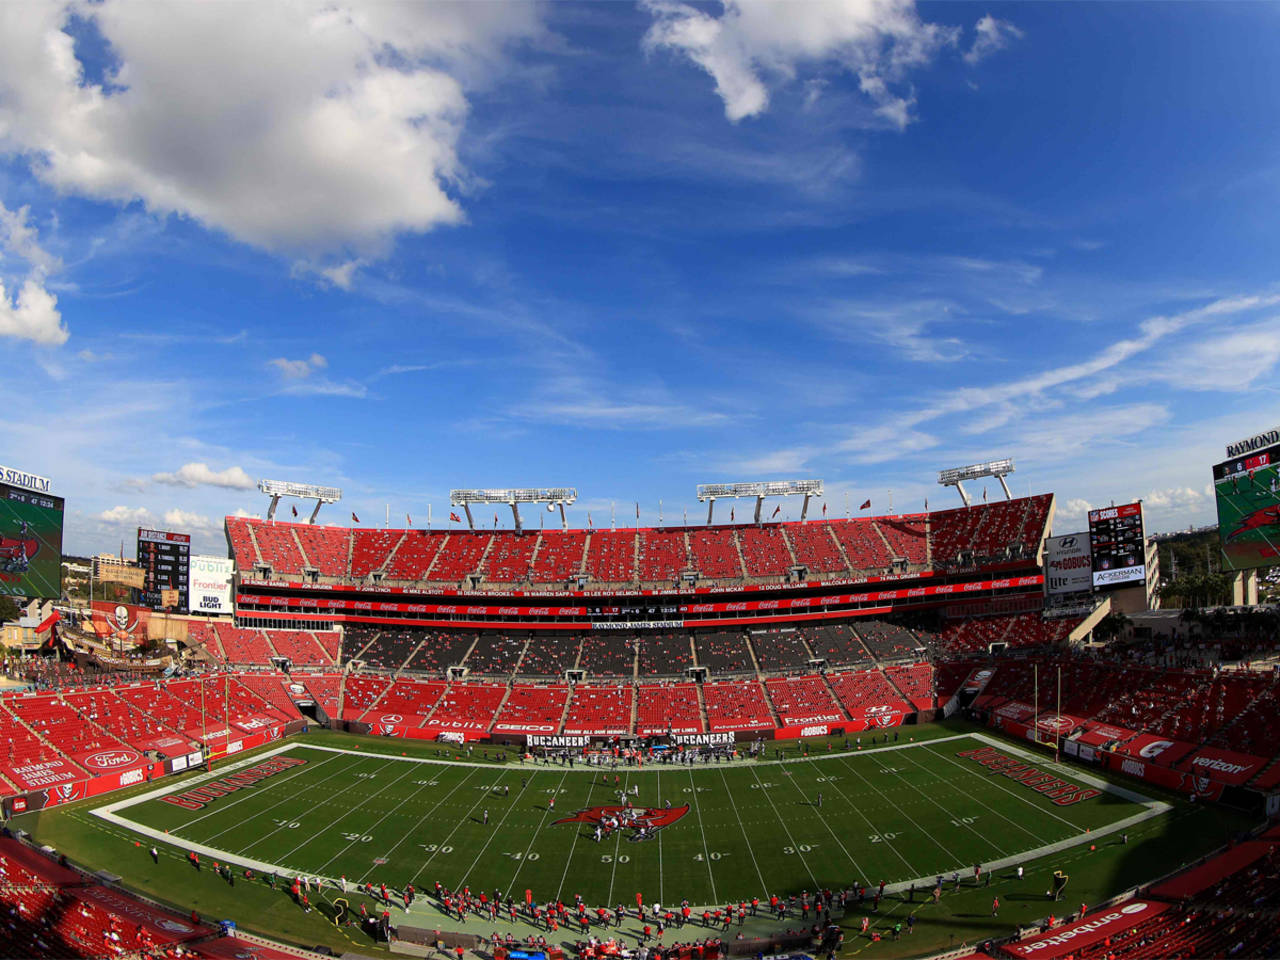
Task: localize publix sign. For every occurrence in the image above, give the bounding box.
[188,556,234,614]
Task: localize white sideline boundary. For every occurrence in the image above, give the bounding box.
[89,733,1170,895]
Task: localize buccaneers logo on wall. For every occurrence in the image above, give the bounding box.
[553,804,689,842]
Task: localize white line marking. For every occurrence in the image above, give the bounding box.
[717,767,769,895]
[745,765,818,888]
[689,768,719,903]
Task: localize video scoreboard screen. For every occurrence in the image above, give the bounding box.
[1087,502,1146,589]
[0,482,64,600]
[137,528,190,610]
[1212,441,1280,571]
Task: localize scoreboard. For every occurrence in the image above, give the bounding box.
[1087,502,1146,588]
[136,528,190,610]
[1212,441,1280,571]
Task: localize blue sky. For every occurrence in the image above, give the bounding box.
[0,1,1278,557]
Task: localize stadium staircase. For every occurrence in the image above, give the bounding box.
[871,521,899,563]
[2,702,87,776]
[744,633,764,674]
[336,672,347,720]
[349,629,382,663]
[379,531,410,578]
[509,635,533,675]
[422,535,448,580]
[758,677,782,727]
[292,527,312,572]
[488,684,514,727]
[345,531,355,577]
[261,630,282,659]
[473,535,499,585]
[731,530,749,580]
[695,683,711,731]
[244,522,265,569]
[556,687,575,733]
[779,528,800,567]
[827,528,857,575]
[881,667,914,706]
[819,673,855,721]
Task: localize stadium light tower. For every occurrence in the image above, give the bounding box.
[258,479,343,524]
[937,458,1014,507]
[450,487,578,532]
[695,479,824,525]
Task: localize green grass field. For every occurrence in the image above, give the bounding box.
[97,731,1150,907]
[15,723,1255,958]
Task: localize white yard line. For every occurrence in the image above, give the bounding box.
[316,765,438,875]
[745,765,819,889]
[815,756,920,876]
[656,768,664,905]
[689,768,720,903]
[409,769,510,887]
[604,770,632,907]
[372,767,481,883]
[454,770,523,889]
[891,745,1027,853]
[553,769,602,903]
[780,760,866,878]
[261,757,400,862]
[717,767,769,896]
[506,769,570,896]
[199,756,361,846]
[832,754,972,872]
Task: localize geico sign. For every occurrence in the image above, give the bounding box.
[85,750,140,770]
[495,723,554,733]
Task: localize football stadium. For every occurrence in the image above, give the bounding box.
[0,468,1277,960]
[2,4,1280,960]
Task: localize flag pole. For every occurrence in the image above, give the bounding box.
[428,504,432,530]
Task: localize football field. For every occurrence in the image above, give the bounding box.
[94,732,1162,908]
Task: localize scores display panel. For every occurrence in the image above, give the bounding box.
[1212,442,1280,571]
[1087,502,1146,589]
[136,528,190,610]
[0,482,64,600]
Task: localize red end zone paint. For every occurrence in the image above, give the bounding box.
[955,746,1101,806]
[162,756,307,810]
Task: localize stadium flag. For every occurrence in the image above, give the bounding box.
[771,504,781,519]
[291,504,297,518]
[351,512,360,523]
[983,486,988,502]
[635,501,640,519]
[822,502,828,517]
[406,513,412,527]
[860,499,871,510]
[924,497,928,511]
[494,512,499,529]
[449,511,461,523]
[588,511,593,528]
[730,507,735,522]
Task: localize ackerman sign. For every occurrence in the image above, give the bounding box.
[1227,427,1280,458]
[0,465,51,494]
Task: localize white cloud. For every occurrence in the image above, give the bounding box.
[642,0,957,126]
[162,507,218,533]
[0,201,67,345]
[964,15,1023,66]
[0,3,544,262]
[1056,498,1093,523]
[0,276,68,345]
[152,462,254,490]
[1142,486,1205,512]
[98,505,154,525]
[268,354,329,380]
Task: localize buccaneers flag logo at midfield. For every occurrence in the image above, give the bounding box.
[554,804,689,842]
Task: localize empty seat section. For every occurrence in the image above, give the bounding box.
[0,703,70,789]
[113,682,206,738]
[826,669,905,716]
[855,620,922,661]
[702,680,773,731]
[563,685,632,735]
[385,531,445,580]
[738,526,792,578]
[483,533,538,582]
[297,673,341,716]
[429,533,491,581]
[225,517,260,572]
[346,627,420,670]
[370,678,447,722]
[636,682,702,734]
[803,624,872,666]
[232,675,304,720]
[519,633,581,677]
[585,530,637,583]
[493,684,568,732]
[404,631,476,673]
[785,524,847,574]
[293,525,350,577]
[750,629,813,672]
[876,518,927,563]
[531,530,587,583]
[350,529,401,577]
[251,522,306,576]
[688,529,741,579]
[464,632,526,675]
[765,675,844,723]
[578,634,635,677]
[62,689,185,751]
[431,682,506,728]
[638,632,693,676]
[693,630,753,673]
[830,519,893,570]
[212,623,274,663]
[636,529,687,583]
[263,629,329,665]
[186,621,225,659]
[342,675,392,720]
[885,662,935,710]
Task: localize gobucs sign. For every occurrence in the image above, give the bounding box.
[555,804,689,841]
